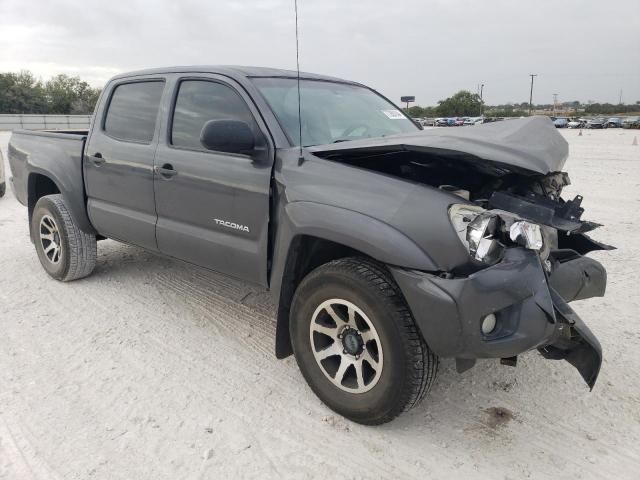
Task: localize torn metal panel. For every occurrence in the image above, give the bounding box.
[489,191,600,233]
[539,289,603,390]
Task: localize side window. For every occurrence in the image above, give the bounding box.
[171,80,258,151]
[104,81,164,143]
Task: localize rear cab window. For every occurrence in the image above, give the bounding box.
[104,81,165,143]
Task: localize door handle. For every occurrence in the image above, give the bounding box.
[156,163,178,178]
[89,152,105,164]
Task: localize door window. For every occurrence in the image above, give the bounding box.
[171,80,258,151]
[104,81,165,143]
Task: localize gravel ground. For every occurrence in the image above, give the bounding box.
[0,128,639,479]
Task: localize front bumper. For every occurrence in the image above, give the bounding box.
[390,248,606,388]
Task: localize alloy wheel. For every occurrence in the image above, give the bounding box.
[39,214,62,264]
[309,298,384,394]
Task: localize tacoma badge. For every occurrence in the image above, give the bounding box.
[214,218,250,233]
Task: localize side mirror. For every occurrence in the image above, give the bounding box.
[200,119,255,155]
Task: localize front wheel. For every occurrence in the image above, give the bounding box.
[32,194,97,281]
[290,257,438,425]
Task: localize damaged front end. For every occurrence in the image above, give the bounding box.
[443,172,611,389]
[311,118,613,389]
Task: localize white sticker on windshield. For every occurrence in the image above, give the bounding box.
[382,109,405,119]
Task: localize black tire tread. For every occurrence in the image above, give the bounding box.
[43,194,97,281]
[301,256,438,424]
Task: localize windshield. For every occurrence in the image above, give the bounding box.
[252,78,419,147]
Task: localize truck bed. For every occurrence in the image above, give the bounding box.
[8,129,89,229]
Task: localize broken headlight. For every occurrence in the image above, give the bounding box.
[449,205,503,264]
[449,204,545,265]
[509,221,543,250]
[467,212,502,263]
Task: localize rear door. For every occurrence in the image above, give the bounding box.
[153,74,274,285]
[84,77,166,249]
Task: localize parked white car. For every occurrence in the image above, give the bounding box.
[463,117,484,126]
[567,119,587,129]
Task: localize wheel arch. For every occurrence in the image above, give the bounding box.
[272,234,364,358]
[270,201,438,359]
[27,170,94,240]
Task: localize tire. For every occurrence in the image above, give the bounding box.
[290,257,438,425]
[31,194,97,281]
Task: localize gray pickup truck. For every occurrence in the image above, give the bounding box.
[8,66,611,424]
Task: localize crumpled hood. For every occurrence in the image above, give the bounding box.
[307,116,569,175]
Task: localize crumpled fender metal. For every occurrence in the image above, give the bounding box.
[391,247,606,390]
[557,232,615,255]
[539,288,602,389]
[548,250,607,302]
[390,248,556,359]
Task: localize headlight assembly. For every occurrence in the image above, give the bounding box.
[449,204,546,265]
[509,221,543,251]
[466,212,502,263]
[449,205,504,264]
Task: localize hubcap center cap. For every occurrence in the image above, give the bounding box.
[342,328,364,356]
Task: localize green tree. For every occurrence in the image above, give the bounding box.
[407,105,436,117]
[435,90,482,117]
[0,70,101,114]
[0,71,47,113]
[45,74,101,114]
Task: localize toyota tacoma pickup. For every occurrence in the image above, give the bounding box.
[7,66,611,425]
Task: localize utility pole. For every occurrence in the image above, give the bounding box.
[552,93,559,116]
[480,83,484,117]
[528,74,537,116]
[619,89,623,105]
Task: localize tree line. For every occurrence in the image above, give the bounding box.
[0,71,101,115]
[2,70,638,118]
[407,91,640,118]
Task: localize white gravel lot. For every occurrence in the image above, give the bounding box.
[0,128,639,480]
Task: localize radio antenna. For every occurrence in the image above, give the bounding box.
[294,0,304,164]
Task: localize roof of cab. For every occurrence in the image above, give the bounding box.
[110,65,361,85]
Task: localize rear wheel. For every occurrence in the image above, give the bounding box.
[32,194,97,281]
[290,257,438,425]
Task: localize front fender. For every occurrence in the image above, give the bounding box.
[269,200,440,303]
[289,201,438,268]
[268,200,441,359]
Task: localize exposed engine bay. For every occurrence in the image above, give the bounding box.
[314,147,614,266]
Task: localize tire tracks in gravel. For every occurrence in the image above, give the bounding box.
[72,248,431,479]
[0,414,65,480]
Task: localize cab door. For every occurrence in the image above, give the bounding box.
[153,75,274,286]
[84,78,166,250]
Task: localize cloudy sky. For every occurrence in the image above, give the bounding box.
[1,0,639,106]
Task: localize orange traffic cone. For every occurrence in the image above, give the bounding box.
[633,136,638,146]
[578,129,583,136]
